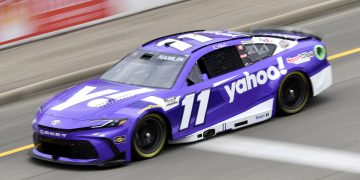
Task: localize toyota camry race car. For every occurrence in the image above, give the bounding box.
[30,28,332,166]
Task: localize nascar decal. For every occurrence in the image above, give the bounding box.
[225,57,287,103]
[142,96,181,111]
[51,87,154,111]
[286,51,314,64]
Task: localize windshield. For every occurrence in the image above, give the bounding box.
[101,50,189,88]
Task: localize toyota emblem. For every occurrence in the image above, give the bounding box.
[51,120,61,126]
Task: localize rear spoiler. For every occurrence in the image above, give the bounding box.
[249,26,322,41]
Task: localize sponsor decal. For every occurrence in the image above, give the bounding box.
[51,120,61,126]
[212,43,226,50]
[51,87,154,111]
[258,37,273,43]
[279,40,290,48]
[164,96,179,106]
[286,51,314,64]
[224,57,287,103]
[39,130,67,138]
[142,96,181,111]
[114,136,126,143]
[138,104,162,115]
[157,55,185,62]
[256,112,270,120]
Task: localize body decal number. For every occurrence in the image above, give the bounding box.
[179,89,211,130]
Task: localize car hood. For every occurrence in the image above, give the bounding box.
[41,79,164,120]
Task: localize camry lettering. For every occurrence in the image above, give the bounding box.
[39,130,67,138]
[225,57,287,103]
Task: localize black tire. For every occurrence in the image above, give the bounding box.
[277,71,310,115]
[132,114,167,160]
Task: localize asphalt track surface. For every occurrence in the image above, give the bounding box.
[1,2,360,180]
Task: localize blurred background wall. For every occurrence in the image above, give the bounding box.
[0,0,182,47]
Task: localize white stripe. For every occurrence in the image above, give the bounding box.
[177,33,213,42]
[142,96,180,111]
[213,75,238,87]
[190,136,360,174]
[170,98,273,144]
[107,88,154,100]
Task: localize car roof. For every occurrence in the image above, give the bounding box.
[140,30,249,55]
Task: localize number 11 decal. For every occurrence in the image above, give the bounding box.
[179,89,211,130]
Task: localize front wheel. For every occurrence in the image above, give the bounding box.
[132,114,167,160]
[277,71,310,115]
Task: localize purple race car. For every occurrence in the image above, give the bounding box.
[30,28,332,166]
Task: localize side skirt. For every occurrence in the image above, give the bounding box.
[169,98,274,144]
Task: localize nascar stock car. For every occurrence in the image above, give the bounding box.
[30,28,332,166]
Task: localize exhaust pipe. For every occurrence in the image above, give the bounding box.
[203,129,215,139]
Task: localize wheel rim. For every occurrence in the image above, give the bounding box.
[280,75,307,109]
[135,118,163,154]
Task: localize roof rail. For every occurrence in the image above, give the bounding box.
[142,30,205,47]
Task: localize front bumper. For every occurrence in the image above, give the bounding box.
[29,149,126,167]
[31,125,131,166]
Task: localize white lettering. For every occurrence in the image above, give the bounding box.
[39,130,67,138]
[156,38,192,51]
[244,72,258,90]
[51,86,118,111]
[224,57,287,103]
[267,66,281,80]
[256,70,268,85]
[235,78,247,94]
[225,83,236,103]
[177,33,213,42]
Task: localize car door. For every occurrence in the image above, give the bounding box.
[172,46,246,140]
[220,42,280,125]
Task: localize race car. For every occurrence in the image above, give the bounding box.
[30,28,332,166]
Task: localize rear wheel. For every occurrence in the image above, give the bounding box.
[277,71,310,115]
[132,114,167,159]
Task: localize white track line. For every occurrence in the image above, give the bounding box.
[190,136,360,174]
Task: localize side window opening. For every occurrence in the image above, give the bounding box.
[238,43,276,66]
[198,46,244,79]
[186,63,203,86]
